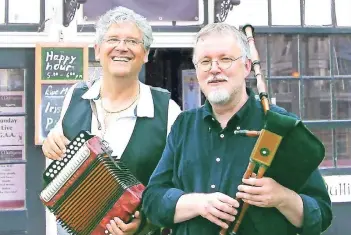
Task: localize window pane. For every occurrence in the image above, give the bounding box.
[303,79,332,120]
[88,62,103,82]
[270,35,299,76]
[310,129,333,168]
[0,69,25,114]
[336,128,351,167]
[225,0,268,26]
[8,0,41,23]
[335,78,351,119]
[248,35,268,78]
[271,0,301,26]
[0,0,5,24]
[301,36,331,76]
[332,35,351,75]
[0,164,26,210]
[269,79,300,115]
[304,0,332,26]
[335,0,351,26]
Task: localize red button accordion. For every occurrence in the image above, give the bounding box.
[40,131,145,235]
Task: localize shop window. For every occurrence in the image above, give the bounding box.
[269,79,300,115]
[224,0,268,27]
[0,69,26,211]
[335,0,351,26]
[311,129,333,168]
[8,0,41,24]
[335,128,351,167]
[270,35,299,76]
[304,0,332,26]
[271,0,301,26]
[301,36,331,76]
[332,35,351,75]
[0,0,4,24]
[303,79,332,120]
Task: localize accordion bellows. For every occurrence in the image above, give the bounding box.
[40,131,145,235]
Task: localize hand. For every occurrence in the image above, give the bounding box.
[42,131,70,160]
[106,211,142,235]
[197,192,240,229]
[236,176,288,208]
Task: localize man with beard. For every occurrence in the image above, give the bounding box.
[41,6,181,235]
[141,23,332,235]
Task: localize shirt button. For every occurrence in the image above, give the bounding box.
[220,134,224,138]
[212,118,215,121]
[211,184,216,189]
[236,126,240,130]
[216,157,220,162]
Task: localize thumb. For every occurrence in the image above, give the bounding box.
[61,135,70,145]
[134,211,140,219]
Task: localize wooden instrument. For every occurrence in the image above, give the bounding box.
[219,24,325,235]
[40,131,152,235]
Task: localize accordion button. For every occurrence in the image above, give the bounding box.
[211,184,215,189]
[220,134,224,138]
[216,158,220,162]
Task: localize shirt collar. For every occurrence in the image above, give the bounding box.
[201,88,257,121]
[81,79,154,118]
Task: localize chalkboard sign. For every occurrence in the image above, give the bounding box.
[35,43,89,145]
[39,84,73,141]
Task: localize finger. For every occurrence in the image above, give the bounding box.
[114,217,128,232]
[251,173,257,178]
[107,220,123,235]
[52,134,68,153]
[212,200,237,216]
[205,213,230,229]
[42,144,61,160]
[61,135,70,146]
[242,199,265,207]
[208,206,235,222]
[134,211,140,219]
[47,136,64,158]
[216,193,240,208]
[237,184,262,195]
[236,192,264,203]
[242,177,264,187]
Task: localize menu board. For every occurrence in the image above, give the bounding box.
[35,43,89,145]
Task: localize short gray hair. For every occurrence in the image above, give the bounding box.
[192,23,251,63]
[95,6,153,50]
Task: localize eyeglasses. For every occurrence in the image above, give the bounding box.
[195,56,243,72]
[103,38,143,48]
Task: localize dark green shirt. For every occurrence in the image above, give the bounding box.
[142,88,332,235]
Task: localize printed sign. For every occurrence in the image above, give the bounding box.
[323,175,351,203]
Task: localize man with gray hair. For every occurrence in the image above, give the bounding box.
[41,6,181,235]
[142,22,332,235]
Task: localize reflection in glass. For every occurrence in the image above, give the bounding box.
[334,78,351,119]
[335,0,351,26]
[270,35,299,76]
[0,0,5,24]
[271,0,300,26]
[304,0,332,26]
[269,79,300,115]
[332,35,351,75]
[303,79,332,120]
[301,36,331,76]
[225,0,268,26]
[335,128,351,167]
[248,35,267,78]
[310,129,333,168]
[8,0,41,23]
[0,69,25,114]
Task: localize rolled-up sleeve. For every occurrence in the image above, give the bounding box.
[142,116,185,228]
[297,170,333,235]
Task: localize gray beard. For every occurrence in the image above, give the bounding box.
[207,88,231,105]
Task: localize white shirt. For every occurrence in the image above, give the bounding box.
[52,79,181,158]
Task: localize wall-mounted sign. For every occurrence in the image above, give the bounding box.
[323,175,351,203]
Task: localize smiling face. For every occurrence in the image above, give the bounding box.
[194,34,251,105]
[94,22,149,80]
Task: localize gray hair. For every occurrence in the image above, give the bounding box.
[192,23,251,63]
[95,6,153,50]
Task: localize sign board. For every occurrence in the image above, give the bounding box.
[78,0,204,27]
[323,175,351,203]
[35,43,89,145]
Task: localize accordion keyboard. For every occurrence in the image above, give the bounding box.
[41,131,93,202]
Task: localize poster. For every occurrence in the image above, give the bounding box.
[0,164,26,210]
[182,69,201,110]
[0,116,25,146]
[0,69,25,113]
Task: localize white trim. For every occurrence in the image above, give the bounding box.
[0,32,196,48]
